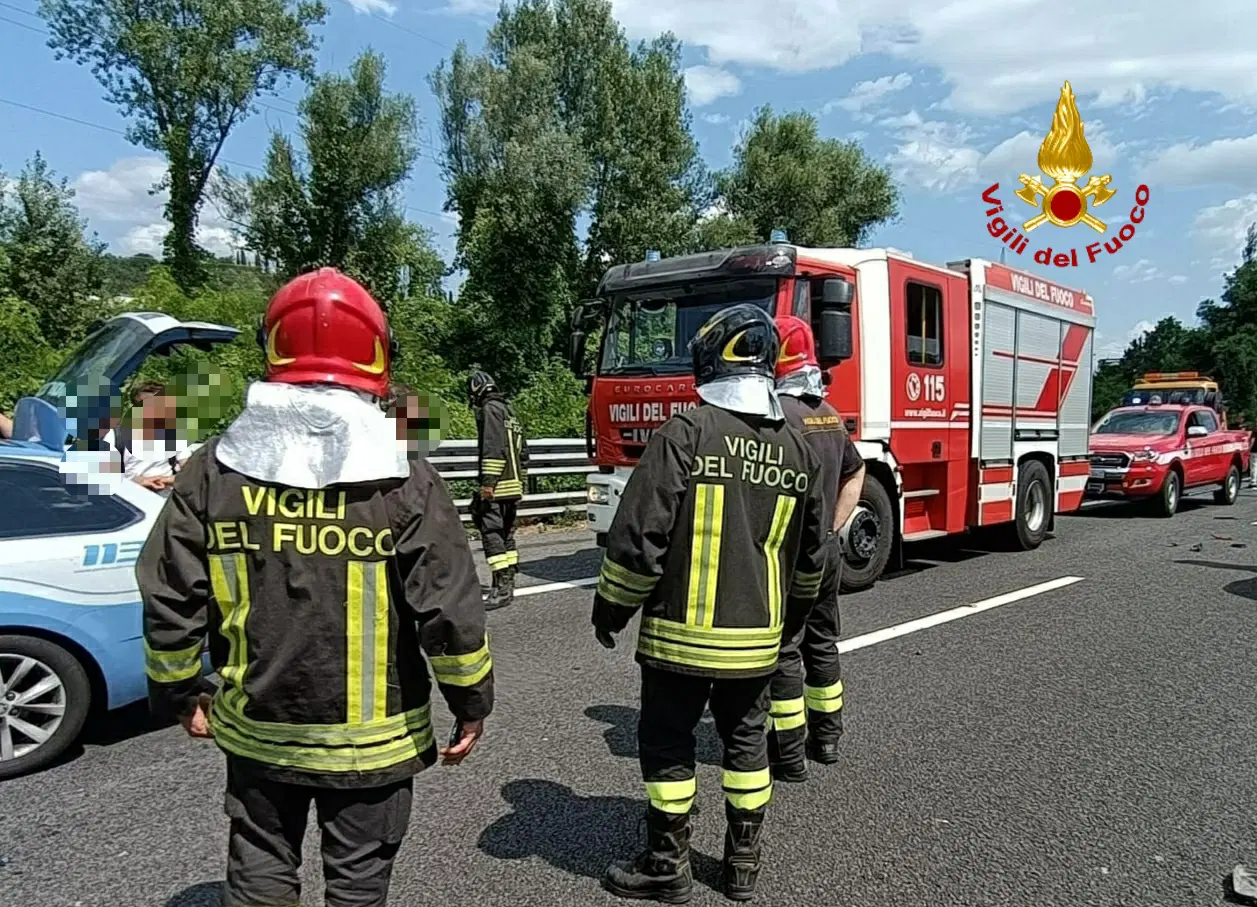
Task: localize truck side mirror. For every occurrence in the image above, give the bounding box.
[569,329,588,375]
[821,278,853,308]
[1186,425,1207,438]
[817,309,853,363]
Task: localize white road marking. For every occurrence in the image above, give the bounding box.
[511,573,1087,656]
[838,576,1085,654]
[515,576,600,598]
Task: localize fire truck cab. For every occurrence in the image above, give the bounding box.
[570,242,1095,592]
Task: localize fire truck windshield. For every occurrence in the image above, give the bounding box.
[598,277,777,376]
[1093,410,1182,436]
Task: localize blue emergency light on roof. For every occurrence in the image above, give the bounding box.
[645,249,661,262]
[770,229,787,243]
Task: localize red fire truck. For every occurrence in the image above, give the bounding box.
[569,242,1096,592]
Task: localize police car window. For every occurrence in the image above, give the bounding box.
[0,461,142,540]
[906,281,944,367]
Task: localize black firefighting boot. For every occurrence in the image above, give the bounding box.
[804,712,844,765]
[485,566,516,611]
[721,805,766,901]
[602,807,693,903]
[766,726,808,783]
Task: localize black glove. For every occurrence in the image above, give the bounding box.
[592,593,634,649]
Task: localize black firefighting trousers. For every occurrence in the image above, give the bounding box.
[767,538,844,765]
[223,758,413,907]
[471,497,518,574]
[637,665,774,818]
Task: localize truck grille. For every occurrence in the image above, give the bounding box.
[1089,452,1130,469]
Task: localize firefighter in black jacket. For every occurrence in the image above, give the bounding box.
[766,316,866,782]
[592,304,828,903]
[137,268,493,907]
[468,369,529,610]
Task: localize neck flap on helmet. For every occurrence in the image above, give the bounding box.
[776,364,825,400]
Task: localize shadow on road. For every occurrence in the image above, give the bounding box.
[44,701,170,773]
[1070,498,1212,519]
[523,548,603,583]
[1172,559,1257,603]
[477,779,723,892]
[164,881,223,907]
[585,705,724,765]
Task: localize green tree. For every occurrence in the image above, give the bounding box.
[430,0,706,389]
[40,0,327,292]
[0,152,105,346]
[700,106,899,248]
[221,50,439,304]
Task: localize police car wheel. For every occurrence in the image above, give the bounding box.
[839,477,893,594]
[1215,464,1240,505]
[0,635,91,780]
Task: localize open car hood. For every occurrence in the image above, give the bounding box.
[13,312,240,451]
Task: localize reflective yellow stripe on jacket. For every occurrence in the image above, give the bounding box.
[637,617,782,673]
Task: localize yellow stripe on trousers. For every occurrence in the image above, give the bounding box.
[685,483,725,628]
[764,495,796,629]
[346,560,390,724]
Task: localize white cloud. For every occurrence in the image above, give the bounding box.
[1169,274,1188,285]
[1191,194,1257,254]
[684,65,741,107]
[441,0,495,13]
[1096,319,1158,361]
[702,112,730,125]
[593,0,1257,117]
[886,106,1121,194]
[1142,133,1257,191]
[1112,259,1160,283]
[71,155,241,257]
[344,0,396,13]
[882,110,982,192]
[825,72,912,117]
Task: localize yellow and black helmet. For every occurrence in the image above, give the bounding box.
[689,304,780,387]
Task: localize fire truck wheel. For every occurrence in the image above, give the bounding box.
[1215,463,1241,505]
[1155,468,1181,517]
[1012,460,1051,551]
[839,477,894,594]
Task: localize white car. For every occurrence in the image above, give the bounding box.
[0,313,237,779]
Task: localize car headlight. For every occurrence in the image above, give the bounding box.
[1130,450,1157,461]
[587,485,609,505]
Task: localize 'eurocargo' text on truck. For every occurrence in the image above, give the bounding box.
[568,241,1097,592]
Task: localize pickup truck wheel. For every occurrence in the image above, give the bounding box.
[1012,460,1051,550]
[839,477,894,594]
[0,635,91,780]
[1215,463,1241,505]
[1156,469,1181,517]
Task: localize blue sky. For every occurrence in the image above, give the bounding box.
[1,0,1254,362]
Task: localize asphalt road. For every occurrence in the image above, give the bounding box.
[4,491,1257,907]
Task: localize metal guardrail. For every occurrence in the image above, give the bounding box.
[427,438,593,522]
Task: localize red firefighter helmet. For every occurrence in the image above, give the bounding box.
[259,268,395,398]
[774,315,819,379]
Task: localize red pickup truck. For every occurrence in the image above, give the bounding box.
[1087,404,1251,516]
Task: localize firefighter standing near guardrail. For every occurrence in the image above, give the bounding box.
[136,268,493,907]
[766,316,866,782]
[468,369,529,610]
[591,304,828,903]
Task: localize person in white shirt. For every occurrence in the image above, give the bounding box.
[102,382,192,493]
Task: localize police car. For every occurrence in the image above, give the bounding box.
[0,313,237,779]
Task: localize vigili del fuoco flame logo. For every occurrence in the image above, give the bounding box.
[979,80,1150,269]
